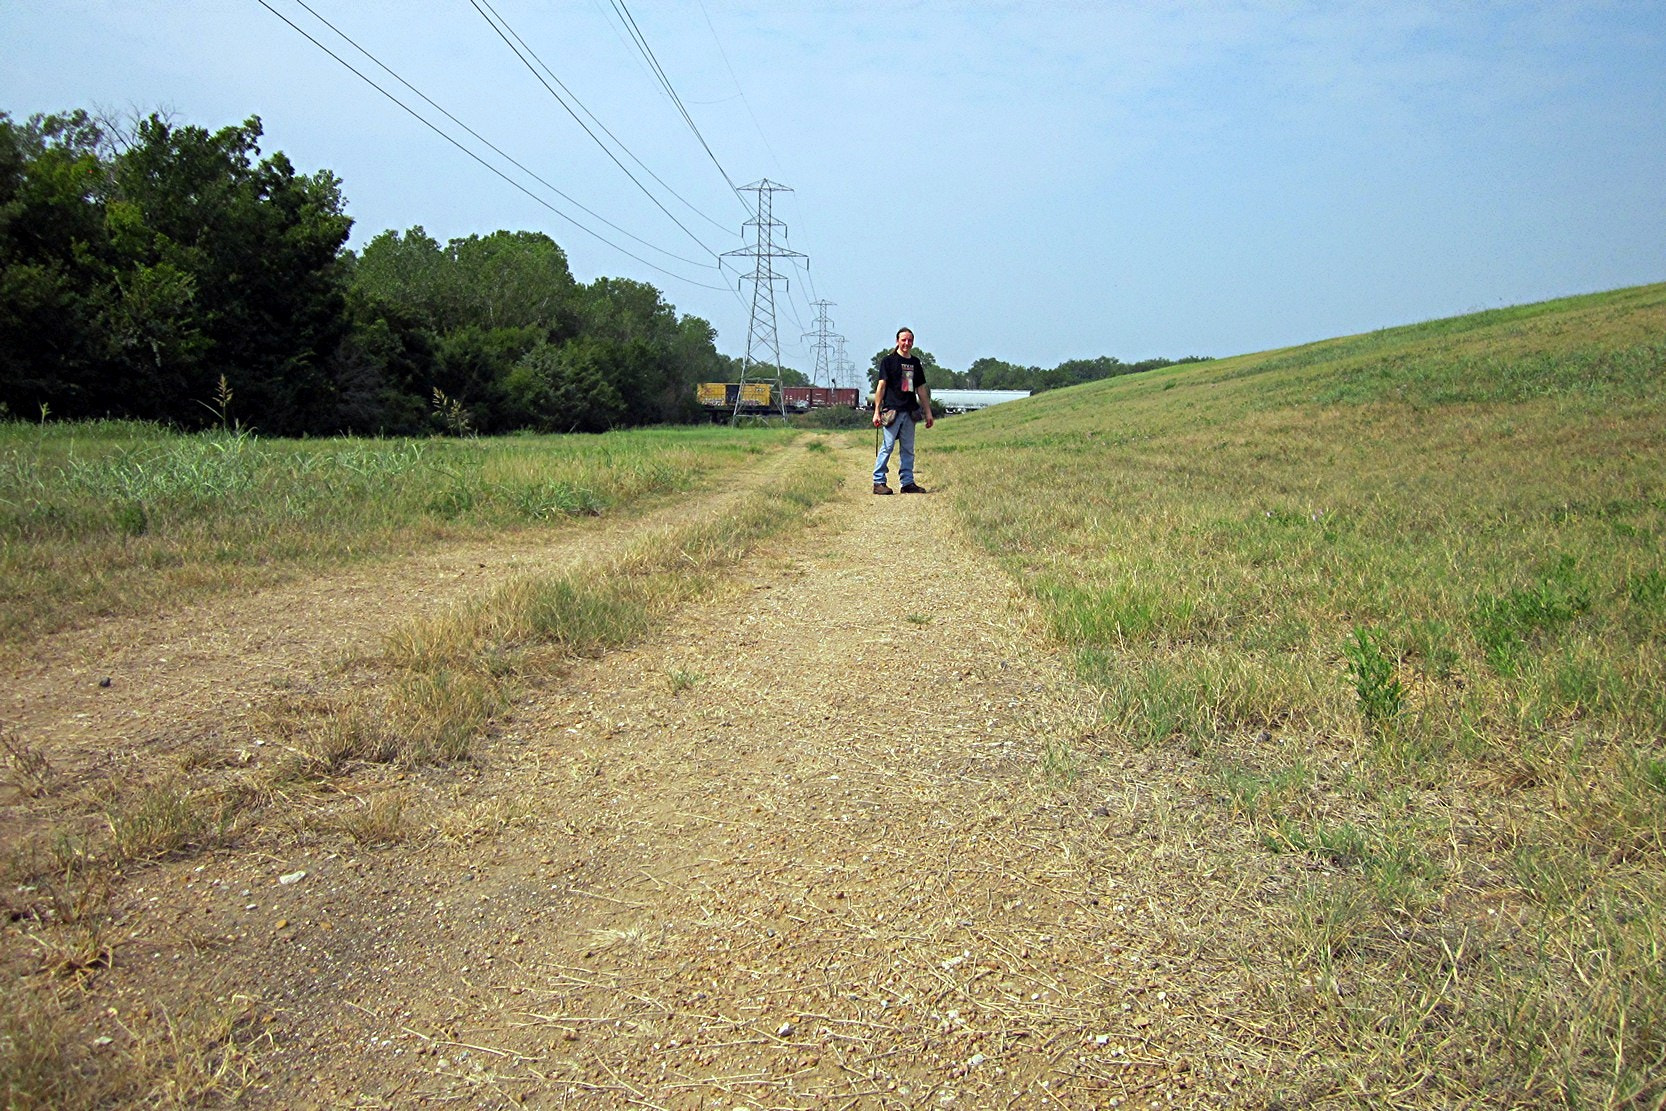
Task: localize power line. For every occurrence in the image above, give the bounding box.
[782,191,822,304]
[472,0,737,238]
[469,0,728,263]
[695,0,785,189]
[254,0,730,291]
[287,0,712,270]
[776,238,812,341]
[764,211,815,331]
[606,1,836,369]
[833,335,855,392]
[609,0,749,214]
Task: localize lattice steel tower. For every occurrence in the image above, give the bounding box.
[803,300,837,389]
[833,335,854,392]
[722,179,805,420]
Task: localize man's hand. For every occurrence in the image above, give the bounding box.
[925,413,935,429]
[872,411,883,427]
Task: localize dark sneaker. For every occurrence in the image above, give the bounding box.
[900,483,928,494]
[873,483,894,495]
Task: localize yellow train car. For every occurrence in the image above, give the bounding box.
[696,382,777,418]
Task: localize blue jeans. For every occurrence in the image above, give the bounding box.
[873,410,917,486]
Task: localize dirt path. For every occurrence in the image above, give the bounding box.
[5,441,1265,1109]
[0,447,795,773]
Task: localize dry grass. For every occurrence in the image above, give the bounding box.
[0,432,836,1108]
[935,283,1666,1104]
[6,288,1650,1104]
[337,441,843,773]
[103,778,230,863]
[16,855,119,980]
[347,446,1233,1107]
[0,984,264,1110]
[116,995,266,1106]
[331,790,413,846]
[0,422,782,646]
[433,794,538,844]
[1,980,122,1110]
[2,729,59,798]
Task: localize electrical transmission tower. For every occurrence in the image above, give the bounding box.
[833,336,855,392]
[722,179,805,421]
[803,300,837,389]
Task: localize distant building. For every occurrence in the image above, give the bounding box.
[930,389,1031,414]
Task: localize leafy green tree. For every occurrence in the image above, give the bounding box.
[0,110,113,416]
[961,357,1033,389]
[1053,356,1124,386]
[503,339,625,433]
[431,324,542,433]
[3,106,732,435]
[669,315,728,416]
[353,227,581,341]
[450,231,581,337]
[956,353,1209,394]
[105,113,353,431]
[578,276,720,425]
[349,226,448,329]
[323,286,436,434]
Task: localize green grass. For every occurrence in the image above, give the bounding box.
[935,281,1666,1105]
[0,422,789,645]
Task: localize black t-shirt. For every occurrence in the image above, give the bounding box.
[878,352,925,414]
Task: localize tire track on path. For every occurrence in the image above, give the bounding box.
[0,444,802,772]
[232,444,1244,1108]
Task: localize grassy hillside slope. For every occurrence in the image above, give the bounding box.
[934,283,1666,1105]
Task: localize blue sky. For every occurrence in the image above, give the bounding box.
[4,1,1662,384]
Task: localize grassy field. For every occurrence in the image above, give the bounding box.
[1,425,842,1108]
[4,285,1661,1105]
[933,283,1666,1105]
[0,422,788,646]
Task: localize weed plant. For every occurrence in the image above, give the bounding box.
[102,778,227,863]
[1342,625,1407,730]
[935,283,1666,1104]
[0,422,789,645]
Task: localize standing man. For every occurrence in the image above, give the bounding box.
[872,327,934,494]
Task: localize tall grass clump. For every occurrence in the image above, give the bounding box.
[934,282,1666,1102]
[103,778,229,863]
[0,422,790,644]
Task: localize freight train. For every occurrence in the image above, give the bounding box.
[696,383,862,419]
[783,386,862,411]
[697,382,775,416]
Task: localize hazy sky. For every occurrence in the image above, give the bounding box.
[4,1,1662,382]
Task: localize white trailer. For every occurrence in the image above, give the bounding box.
[931,389,1031,414]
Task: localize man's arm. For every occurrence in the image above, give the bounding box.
[872,379,887,426]
[919,384,934,428]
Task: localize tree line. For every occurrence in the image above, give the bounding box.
[4,107,1209,435]
[1,109,727,435]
